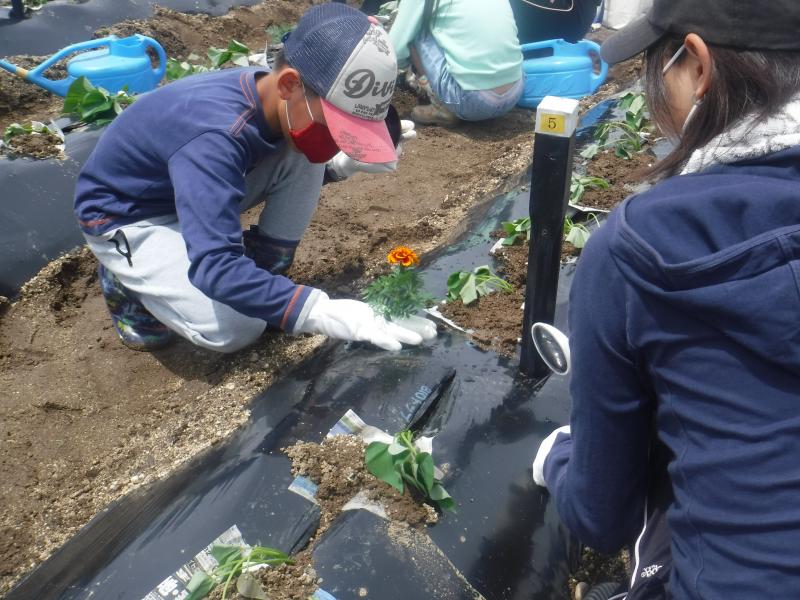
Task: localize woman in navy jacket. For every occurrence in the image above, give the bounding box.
[532,1,800,598]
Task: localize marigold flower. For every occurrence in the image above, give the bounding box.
[387,246,419,268]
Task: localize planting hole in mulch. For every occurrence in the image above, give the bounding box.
[437,237,580,358]
[195,434,440,600]
[580,151,655,211]
[284,435,437,535]
[1,130,63,159]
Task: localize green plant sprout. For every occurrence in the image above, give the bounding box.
[447,266,513,305]
[500,216,531,246]
[62,77,135,126]
[207,40,251,69]
[563,214,602,249]
[365,430,455,513]
[185,543,293,600]
[580,92,650,160]
[363,246,431,319]
[3,121,56,144]
[570,175,610,204]
[165,53,210,81]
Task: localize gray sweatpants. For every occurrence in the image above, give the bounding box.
[84,143,325,353]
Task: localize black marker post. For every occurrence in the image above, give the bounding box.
[520,96,579,378]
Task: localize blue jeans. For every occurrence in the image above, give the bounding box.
[414,31,523,121]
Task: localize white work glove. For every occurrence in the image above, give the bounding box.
[532,425,571,488]
[296,293,437,351]
[325,120,417,180]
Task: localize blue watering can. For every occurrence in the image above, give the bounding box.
[517,39,608,109]
[0,35,167,97]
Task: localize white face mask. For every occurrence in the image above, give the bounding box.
[662,44,703,135]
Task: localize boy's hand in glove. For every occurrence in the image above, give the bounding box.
[296,293,436,351]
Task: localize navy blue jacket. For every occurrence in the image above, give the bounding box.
[545,146,800,598]
[74,68,313,332]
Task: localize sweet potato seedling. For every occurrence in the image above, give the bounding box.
[447,266,513,305]
[570,175,610,205]
[185,543,293,600]
[207,40,252,69]
[366,430,455,513]
[500,216,531,246]
[62,77,135,126]
[563,214,602,249]
[581,92,650,160]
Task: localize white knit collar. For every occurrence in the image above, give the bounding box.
[680,94,800,175]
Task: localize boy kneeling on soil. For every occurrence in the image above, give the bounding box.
[74,3,435,353]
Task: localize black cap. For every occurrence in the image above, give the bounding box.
[601,0,800,64]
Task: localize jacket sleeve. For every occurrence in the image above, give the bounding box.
[543,216,654,553]
[388,0,425,67]
[167,130,317,332]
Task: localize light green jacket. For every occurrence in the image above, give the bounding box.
[389,0,522,91]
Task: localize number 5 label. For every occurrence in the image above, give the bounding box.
[541,113,565,134]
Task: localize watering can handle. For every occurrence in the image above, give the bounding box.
[576,39,609,93]
[519,38,561,57]
[141,36,167,85]
[28,36,118,78]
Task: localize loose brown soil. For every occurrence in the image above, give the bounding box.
[1,130,62,159]
[579,150,655,211]
[438,238,581,358]
[0,4,642,595]
[205,548,319,600]
[284,435,436,536]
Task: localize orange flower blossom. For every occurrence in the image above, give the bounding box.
[387,246,419,268]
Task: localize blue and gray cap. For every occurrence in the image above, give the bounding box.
[284,3,398,164]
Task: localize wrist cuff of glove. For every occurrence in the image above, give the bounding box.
[292,288,326,335]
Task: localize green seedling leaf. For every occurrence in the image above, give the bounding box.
[249,546,291,562]
[499,216,531,246]
[207,47,230,68]
[366,441,404,492]
[417,452,434,495]
[580,143,600,159]
[459,275,478,305]
[430,483,457,513]
[570,175,610,204]
[228,39,250,54]
[211,544,243,567]
[388,441,409,456]
[237,572,267,599]
[63,76,93,114]
[565,224,592,248]
[365,430,457,514]
[185,571,216,600]
[446,266,512,306]
[61,76,136,125]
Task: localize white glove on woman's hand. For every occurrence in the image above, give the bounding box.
[532,425,571,488]
[296,293,436,351]
[325,121,417,180]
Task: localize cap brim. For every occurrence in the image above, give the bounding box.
[321,100,397,164]
[600,15,666,64]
